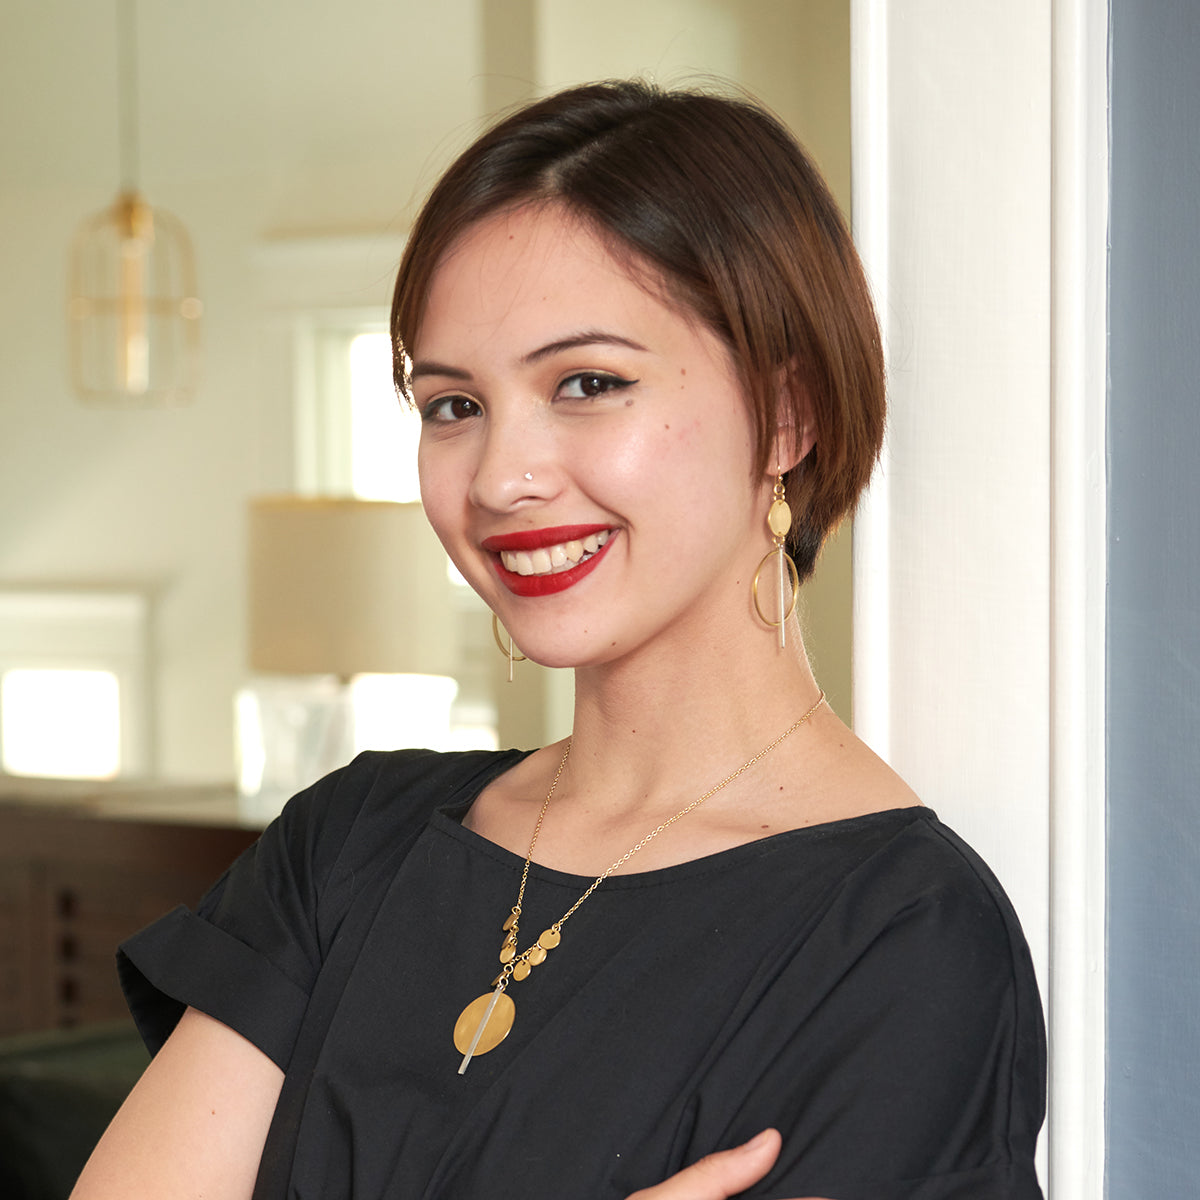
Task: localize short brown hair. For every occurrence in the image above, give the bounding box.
[391,80,884,580]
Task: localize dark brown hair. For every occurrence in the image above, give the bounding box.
[391,79,884,580]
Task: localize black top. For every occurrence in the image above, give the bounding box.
[119,749,1046,1199]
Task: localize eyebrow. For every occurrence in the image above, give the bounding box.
[410,330,650,382]
[522,330,650,364]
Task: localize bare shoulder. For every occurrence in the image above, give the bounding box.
[772,706,923,831]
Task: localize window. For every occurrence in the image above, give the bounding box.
[0,590,149,778]
[349,332,422,502]
[294,319,421,502]
[1,669,121,778]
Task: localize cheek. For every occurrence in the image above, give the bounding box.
[416,443,461,549]
[574,419,686,504]
[573,417,727,537]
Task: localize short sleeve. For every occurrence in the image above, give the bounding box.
[694,819,1046,1200]
[116,751,442,1069]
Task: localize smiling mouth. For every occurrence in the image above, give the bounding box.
[499,530,611,577]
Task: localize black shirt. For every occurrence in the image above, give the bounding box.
[119,748,1046,1199]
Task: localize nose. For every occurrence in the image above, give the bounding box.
[467,410,561,514]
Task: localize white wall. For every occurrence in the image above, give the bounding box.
[852,2,1113,1192]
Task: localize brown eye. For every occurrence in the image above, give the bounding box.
[557,372,636,400]
[578,374,608,396]
[423,394,483,423]
[448,396,481,419]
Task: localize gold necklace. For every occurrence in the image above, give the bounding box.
[453,690,826,1073]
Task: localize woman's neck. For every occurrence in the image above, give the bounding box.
[558,612,823,822]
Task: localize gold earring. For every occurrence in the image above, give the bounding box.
[752,473,799,648]
[492,613,527,683]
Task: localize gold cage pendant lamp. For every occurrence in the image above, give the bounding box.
[68,0,201,406]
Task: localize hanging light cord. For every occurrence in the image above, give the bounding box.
[116,0,139,192]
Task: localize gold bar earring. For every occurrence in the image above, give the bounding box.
[491,613,527,682]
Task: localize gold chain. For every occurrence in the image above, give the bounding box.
[454,689,827,1071]
[498,689,827,984]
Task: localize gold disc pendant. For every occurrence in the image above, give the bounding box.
[454,989,516,1072]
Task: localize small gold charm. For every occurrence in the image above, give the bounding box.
[768,497,792,539]
[526,944,548,966]
[537,928,561,950]
[512,959,532,981]
[503,913,518,932]
[499,943,516,964]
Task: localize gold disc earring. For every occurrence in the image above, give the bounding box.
[491,613,527,683]
[752,473,800,648]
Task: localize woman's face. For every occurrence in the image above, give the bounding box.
[411,204,773,670]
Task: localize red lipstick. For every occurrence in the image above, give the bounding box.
[488,529,617,597]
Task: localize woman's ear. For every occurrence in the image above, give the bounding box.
[768,371,816,476]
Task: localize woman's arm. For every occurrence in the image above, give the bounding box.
[71,1007,284,1200]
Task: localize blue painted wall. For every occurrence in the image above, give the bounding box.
[1106,1,1200,1195]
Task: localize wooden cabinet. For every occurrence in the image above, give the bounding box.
[0,782,260,1035]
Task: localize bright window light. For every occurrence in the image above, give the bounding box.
[350,673,459,752]
[1,668,121,778]
[350,332,422,502]
[348,332,467,590]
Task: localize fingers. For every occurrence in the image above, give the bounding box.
[625,1128,783,1199]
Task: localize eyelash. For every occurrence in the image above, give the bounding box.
[420,372,637,423]
[556,371,637,400]
[420,394,481,424]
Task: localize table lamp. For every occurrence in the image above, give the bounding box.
[238,496,458,820]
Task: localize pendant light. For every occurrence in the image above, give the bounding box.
[67,0,201,406]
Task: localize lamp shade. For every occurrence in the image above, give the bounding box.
[248,497,457,678]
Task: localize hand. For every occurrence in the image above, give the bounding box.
[624,1128,830,1200]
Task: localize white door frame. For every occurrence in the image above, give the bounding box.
[850,2,1108,1195]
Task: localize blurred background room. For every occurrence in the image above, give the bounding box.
[0,3,854,1193]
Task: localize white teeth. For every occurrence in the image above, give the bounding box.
[499,531,614,577]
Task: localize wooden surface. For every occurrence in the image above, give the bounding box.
[0,781,260,1035]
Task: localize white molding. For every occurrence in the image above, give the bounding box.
[851,0,1110,1192]
[1047,2,1109,1195]
[847,0,1053,948]
[849,0,891,760]
[849,4,1112,1194]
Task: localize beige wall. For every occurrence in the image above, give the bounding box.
[0,0,851,779]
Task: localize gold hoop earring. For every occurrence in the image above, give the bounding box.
[492,613,527,683]
[752,473,799,648]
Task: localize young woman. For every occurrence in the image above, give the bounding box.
[74,81,1045,1199]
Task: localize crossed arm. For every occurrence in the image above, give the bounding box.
[71,1009,826,1200]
